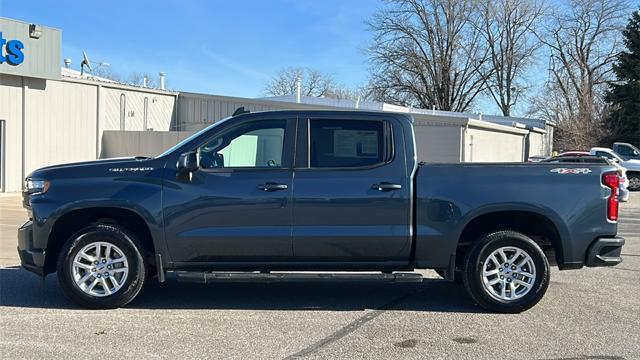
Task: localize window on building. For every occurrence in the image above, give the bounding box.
[309,119,389,168]
[198,120,286,169]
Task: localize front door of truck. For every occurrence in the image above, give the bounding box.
[291,116,412,266]
[162,118,295,265]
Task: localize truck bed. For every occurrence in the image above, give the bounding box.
[413,162,618,269]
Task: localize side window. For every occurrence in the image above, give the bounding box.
[309,119,390,168]
[198,120,286,169]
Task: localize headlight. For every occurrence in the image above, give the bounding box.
[24,179,50,194]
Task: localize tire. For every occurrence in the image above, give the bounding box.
[57,224,147,309]
[461,230,550,313]
[628,174,640,191]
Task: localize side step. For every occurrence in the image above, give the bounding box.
[172,271,424,284]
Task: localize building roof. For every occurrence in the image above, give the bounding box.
[262,95,555,129]
[60,67,178,95]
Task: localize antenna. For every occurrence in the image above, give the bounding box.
[80,51,93,76]
[232,107,250,116]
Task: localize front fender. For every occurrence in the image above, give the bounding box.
[28,175,169,267]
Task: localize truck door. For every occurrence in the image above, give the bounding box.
[162,118,295,264]
[291,116,412,267]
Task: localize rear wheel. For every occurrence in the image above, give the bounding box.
[462,231,550,313]
[57,224,147,309]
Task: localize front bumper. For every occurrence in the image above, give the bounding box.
[585,237,625,267]
[17,220,46,276]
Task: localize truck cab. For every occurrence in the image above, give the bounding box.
[613,142,640,160]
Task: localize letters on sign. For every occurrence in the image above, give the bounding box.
[0,32,25,66]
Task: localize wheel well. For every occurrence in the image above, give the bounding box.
[45,207,156,274]
[456,211,563,268]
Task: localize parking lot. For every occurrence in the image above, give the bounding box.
[1,192,638,359]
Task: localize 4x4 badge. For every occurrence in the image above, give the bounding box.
[550,168,592,174]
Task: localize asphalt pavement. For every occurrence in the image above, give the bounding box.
[1,192,638,359]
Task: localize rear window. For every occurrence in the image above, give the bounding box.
[309,119,390,168]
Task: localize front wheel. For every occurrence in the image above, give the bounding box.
[57,224,147,309]
[462,231,550,313]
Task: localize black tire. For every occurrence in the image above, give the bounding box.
[57,224,147,309]
[461,230,550,313]
[628,174,640,191]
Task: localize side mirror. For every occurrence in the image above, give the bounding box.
[177,151,198,173]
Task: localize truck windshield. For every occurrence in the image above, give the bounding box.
[157,116,233,157]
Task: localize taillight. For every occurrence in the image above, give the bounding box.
[603,172,620,221]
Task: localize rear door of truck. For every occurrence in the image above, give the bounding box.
[291,114,412,267]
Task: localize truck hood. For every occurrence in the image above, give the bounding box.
[26,157,164,180]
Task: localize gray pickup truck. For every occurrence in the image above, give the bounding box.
[18,110,625,313]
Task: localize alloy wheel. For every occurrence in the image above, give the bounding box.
[481,246,537,301]
[71,241,129,297]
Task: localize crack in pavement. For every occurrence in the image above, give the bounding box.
[282,287,423,359]
[609,267,640,273]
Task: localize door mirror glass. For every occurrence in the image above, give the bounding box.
[177,151,198,172]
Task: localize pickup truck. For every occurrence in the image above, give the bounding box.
[590,147,640,191]
[18,110,625,313]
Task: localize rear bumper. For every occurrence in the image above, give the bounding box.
[585,237,625,267]
[17,220,46,276]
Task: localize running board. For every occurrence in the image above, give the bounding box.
[172,271,424,284]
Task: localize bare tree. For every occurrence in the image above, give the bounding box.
[127,72,158,88]
[366,0,493,112]
[90,66,121,82]
[533,0,628,149]
[527,80,611,150]
[264,67,335,97]
[476,0,546,116]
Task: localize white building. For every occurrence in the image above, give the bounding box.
[0,17,553,192]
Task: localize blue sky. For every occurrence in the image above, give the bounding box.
[0,0,379,97]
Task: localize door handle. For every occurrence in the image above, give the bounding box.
[372,182,402,191]
[258,182,288,191]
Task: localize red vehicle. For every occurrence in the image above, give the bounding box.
[558,151,590,157]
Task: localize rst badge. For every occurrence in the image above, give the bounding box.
[550,168,592,174]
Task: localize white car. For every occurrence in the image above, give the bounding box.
[590,147,640,191]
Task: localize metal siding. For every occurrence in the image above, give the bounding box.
[101,87,175,133]
[528,132,545,157]
[101,130,195,158]
[413,124,461,163]
[177,93,330,131]
[147,93,176,131]
[0,74,23,191]
[0,18,61,79]
[466,127,525,162]
[23,78,97,175]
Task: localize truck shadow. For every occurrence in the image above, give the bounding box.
[0,266,482,313]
